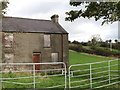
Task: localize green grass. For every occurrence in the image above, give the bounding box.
[69,50,112,65]
[1,50,119,89]
[83,46,91,50]
[2,72,65,88]
[69,50,119,88]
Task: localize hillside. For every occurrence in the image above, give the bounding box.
[69,50,113,65]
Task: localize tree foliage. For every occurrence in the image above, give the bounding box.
[0,0,9,16]
[90,34,102,46]
[66,2,120,25]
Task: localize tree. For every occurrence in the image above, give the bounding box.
[0,0,9,16]
[115,39,118,43]
[66,1,120,25]
[90,34,102,46]
[68,40,71,43]
[108,39,112,51]
[72,40,80,44]
[108,39,112,43]
[105,40,109,43]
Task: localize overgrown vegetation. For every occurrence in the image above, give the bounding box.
[69,39,120,57]
[0,0,9,16]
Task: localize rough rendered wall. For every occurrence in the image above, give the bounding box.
[63,34,69,68]
[3,32,69,69]
[13,33,44,63]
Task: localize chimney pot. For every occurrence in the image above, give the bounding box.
[51,14,59,23]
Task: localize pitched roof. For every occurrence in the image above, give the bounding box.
[2,17,68,34]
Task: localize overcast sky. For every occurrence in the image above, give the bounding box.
[6,0,118,42]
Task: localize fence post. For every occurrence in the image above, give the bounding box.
[64,63,67,89]
[90,64,92,89]
[62,69,64,75]
[68,67,71,88]
[33,64,36,88]
[108,61,111,84]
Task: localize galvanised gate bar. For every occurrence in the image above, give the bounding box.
[0,59,120,89]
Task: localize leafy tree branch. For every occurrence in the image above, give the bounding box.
[66,2,120,25]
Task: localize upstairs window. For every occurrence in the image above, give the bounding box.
[44,35,50,48]
[4,33,13,48]
[51,53,58,62]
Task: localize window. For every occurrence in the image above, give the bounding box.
[44,35,50,47]
[51,53,58,62]
[4,33,13,48]
[4,53,14,63]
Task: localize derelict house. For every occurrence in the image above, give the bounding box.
[1,15,69,70]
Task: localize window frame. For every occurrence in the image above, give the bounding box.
[43,34,51,48]
[51,53,59,62]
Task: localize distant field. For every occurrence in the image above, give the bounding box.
[69,50,113,65]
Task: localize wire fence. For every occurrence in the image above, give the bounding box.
[0,62,67,88]
[68,59,120,89]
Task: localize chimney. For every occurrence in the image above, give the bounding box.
[51,14,59,23]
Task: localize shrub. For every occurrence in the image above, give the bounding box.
[69,43,120,57]
[93,48,113,56]
[112,51,120,57]
[90,46,96,50]
[69,44,94,54]
[69,44,83,52]
[99,42,109,48]
[82,48,94,54]
[112,43,120,50]
[92,48,120,57]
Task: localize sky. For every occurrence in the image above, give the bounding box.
[5,0,118,42]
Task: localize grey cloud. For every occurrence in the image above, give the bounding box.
[7,0,118,42]
[16,1,63,15]
[118,21,120,39]
[106,22,118,40]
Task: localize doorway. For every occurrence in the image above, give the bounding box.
[33,52,41,72]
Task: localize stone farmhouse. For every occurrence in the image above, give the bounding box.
[1,15,69,70]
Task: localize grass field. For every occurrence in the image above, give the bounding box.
[69,50,119,88]
[1,50,119,88]
[69,50,113,65]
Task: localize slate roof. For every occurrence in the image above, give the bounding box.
[2,17,68,34]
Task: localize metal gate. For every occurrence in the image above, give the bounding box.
[0,62,67,88]
[0,59,120,89]
[68,59,120,89]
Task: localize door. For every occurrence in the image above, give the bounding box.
[33,53,41,72]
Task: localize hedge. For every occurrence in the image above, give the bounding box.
[69,44,120,57]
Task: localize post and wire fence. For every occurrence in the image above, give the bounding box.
[68,59,120,89]
[0,62,67,88]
